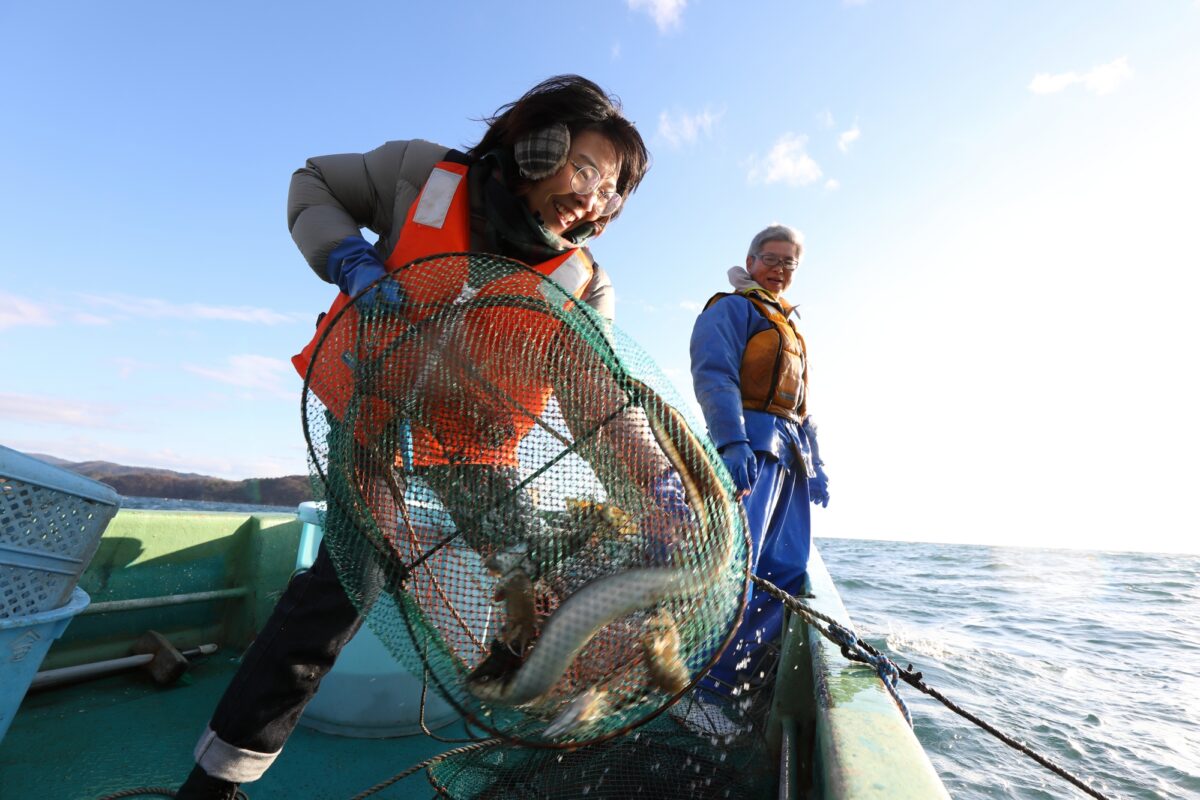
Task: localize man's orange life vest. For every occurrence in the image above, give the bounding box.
[705,289,808,422]
[293,160,596,467]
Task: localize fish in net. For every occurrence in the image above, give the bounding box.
[427,642,784,800]
[301,252,750,748]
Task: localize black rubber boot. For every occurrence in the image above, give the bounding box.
[176,764,243,800]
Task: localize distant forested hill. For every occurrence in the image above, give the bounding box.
[30,455,312,507]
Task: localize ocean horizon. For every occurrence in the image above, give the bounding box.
[120,495,1197,559]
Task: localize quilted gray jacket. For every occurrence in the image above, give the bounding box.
[286,138,615,320]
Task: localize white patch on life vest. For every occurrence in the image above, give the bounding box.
[412,168,462,229]
[541,252,590,303]
[453,284,479,305]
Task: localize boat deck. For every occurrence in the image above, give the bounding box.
[0,509,948,800]
[1,648,465,799]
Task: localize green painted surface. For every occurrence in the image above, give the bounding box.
[0,649,468,799]
[43,510,301,670]
[803,547,951,799]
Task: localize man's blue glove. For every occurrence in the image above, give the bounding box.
[719,441,757,498]
[650,470,693,523]
[644,470,695,564]
[809,463,830,508]
[801,416,829,508]
[326,235,406,310]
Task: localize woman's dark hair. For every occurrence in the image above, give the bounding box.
[467,74,651,219]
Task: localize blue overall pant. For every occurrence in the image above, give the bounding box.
[701,451,811,693]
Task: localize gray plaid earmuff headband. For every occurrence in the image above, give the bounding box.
[514,123,571,181]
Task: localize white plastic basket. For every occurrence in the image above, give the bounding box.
[0,446,120,618]
[294,501,459,737]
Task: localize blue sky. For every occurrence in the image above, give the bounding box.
[4,1,1198,554]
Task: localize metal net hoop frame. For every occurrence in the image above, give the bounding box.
[300,251,751,748]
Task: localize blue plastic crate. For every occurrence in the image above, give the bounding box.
[0,446,119,618]
[0,587,90,743]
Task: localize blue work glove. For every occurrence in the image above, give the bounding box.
[800,417,829,508]
[719,441,757,497]
[325,235,406,309]
[650,470,693,524]
[644,470,695,564]
[809,463,830,508]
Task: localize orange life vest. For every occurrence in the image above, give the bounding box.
[705,289,808,422]
[292,160,596,467]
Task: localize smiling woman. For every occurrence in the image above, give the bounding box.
[518,130,623,236]
[176,74,656,799]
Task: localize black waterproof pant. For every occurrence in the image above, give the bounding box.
[207,541,362,758]
[193,463,538,782]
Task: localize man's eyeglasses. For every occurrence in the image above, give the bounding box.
[755,253,800,271]
[570,160,623,216]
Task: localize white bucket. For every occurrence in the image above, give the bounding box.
[294,502,458,738]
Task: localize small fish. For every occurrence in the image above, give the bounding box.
[464,386,736,715]
[642,608,691,696]
[566,498,638,539]
[544,686,612,738]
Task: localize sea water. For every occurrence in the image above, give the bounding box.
[818,537,1200,800]
[119,495,299,515]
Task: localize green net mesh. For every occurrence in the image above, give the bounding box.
[301,252,750,749]
[428,692,777,799]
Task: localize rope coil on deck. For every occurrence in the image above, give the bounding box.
[748,572,1117,800]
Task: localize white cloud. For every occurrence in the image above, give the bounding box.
[747,133,823,187]
[1029,56,1132,96]
[1083,56,1133,94]
[0,293,54,330]
[628,0,685,32]
[837,123,861,153]
[184,354,297,399]
[825,178,841,191]
[71,312,114,326]
[680,299,702,312]
[816,110,835,128]
[79,294,303,325]
[657,108,721,148]
[611,42,622,60]
[0,392,124,428]
[111,357,150,379]
[1029,71,1080,95]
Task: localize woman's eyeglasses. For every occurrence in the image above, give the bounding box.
[755,253,799,271]
[570,161,623,216]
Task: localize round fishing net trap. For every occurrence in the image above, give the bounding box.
[428,693,777,799]
[301,252,750,749]
[427,641,783,800]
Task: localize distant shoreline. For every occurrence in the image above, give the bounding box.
[29,453,312,509]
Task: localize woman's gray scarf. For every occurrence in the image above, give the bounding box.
[470,150,596,264]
